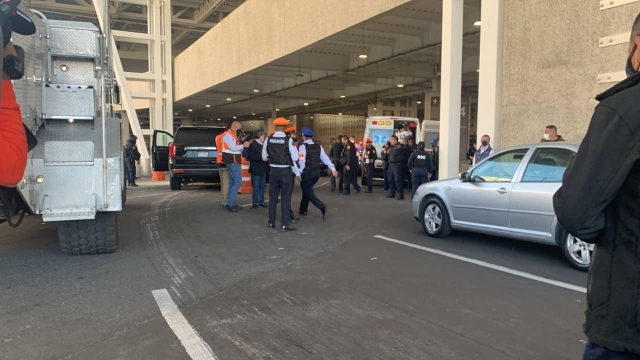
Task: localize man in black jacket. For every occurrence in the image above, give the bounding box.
[329,136,344,193]
[341,135,361,195]
[248,130,267,208]
[553,14,640,359]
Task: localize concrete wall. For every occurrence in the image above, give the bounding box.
[500,0,635,147]
[174,0,411,101]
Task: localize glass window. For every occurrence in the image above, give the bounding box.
[155,131,173,147]
[470,149,529,182]
[522,147,576,182]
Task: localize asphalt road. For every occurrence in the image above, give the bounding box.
[0,178,588,360]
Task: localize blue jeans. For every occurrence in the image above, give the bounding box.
[226,163,242,206]
[583,342,640,360]
[251,174,266,204]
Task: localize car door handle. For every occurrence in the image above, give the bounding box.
[497,188,509,194]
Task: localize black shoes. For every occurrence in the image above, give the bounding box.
[321,207,327,220]
[128,183,139,187]
[250,204,258,209]
[356,188,361,195]
[386,194,395,198]
[227,205,240,212]
[290,218,297,224]
[397,196,405,200]
[281,225,296,231]
[269,223,275,229]
[258,203,267,208]
[299,211,308,216]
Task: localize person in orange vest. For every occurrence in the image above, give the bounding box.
[215,128,230,207]
[221,121,250,212]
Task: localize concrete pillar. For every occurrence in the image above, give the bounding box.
[439,0,464,179]
[477,0,505,149]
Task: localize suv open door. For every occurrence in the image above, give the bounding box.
[152,130,173,171]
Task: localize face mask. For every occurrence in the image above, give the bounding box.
[543,133,551,141]
[627,43,640,78]
[350,139,355,143]
[481,141,488,146]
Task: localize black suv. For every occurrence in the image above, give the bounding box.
[152,126,226,190]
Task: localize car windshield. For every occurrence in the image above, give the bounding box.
[174,128,225,147]
[470,149,529,182]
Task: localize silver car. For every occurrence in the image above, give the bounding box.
[412,143,594,271]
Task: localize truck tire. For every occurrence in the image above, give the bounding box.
[170,176,182,190]
[57,212,118,255]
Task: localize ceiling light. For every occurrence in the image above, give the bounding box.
[217,118,221,121]
[397,84,404,88]
[276,108,280,111]
[233,116,237,119]
[250,123,254,126]
[417,101,422,104]
[310,116,314,119]
[188,109,193,112]
[340,95,346,98]
[359,54,368,59]
[476,69,480,72]
[206,104,211,108]
[373,107,378,110]
[253,88,259,93]
[304,102,309,106]
[226,98,232,101]
[338,112,343,115]
[474,19,481,26]
[252,112,255,115]
[174,112,178,115]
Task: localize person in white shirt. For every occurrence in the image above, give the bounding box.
[297,127,337,219]
[472,134,496,166]
[262,118,301,231]
[221,121,250,212]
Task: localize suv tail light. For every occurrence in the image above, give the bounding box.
[169,142,183,158]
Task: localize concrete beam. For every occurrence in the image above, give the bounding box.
[174,0,412,101]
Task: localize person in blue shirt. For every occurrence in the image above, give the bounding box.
[297,127,337,219]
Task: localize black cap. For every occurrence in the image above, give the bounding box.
[418,141,425,148]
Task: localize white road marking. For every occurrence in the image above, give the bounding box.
[152,289,218,360]
[373,235,587,294]
[314,181,329,188]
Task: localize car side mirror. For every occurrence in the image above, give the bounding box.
[458,171,470,182]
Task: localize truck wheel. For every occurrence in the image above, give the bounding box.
[170,176,182,190]
[57,212,118,255]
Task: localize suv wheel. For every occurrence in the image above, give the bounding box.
[170,176,182,190]
[560,230,593,272]
[420,197,452,238]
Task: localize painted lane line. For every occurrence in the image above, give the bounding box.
[314,181,329,188]
[128,192,175,200]
[373,235,587,294]
[152,289,218,360]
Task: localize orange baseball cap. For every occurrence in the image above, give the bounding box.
[365,138,373,143]
[285,125,296,133]
[273,117,289,126]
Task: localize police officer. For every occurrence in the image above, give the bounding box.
[363,138,377,193]
[407,141,433,197]
[262,118,300,231]
[402,135,413,191]
[381,141,391,191]
[328,135,344,193]
[386,135,407,200]
[408,136,418,152]
[431,138,440,181]
[341,135,362,195]
[124,135,141,187]
[298,127,337,219]
[285,125,298,222]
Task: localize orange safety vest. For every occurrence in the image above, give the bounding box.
[0,80,27,187]
[221,129,241,164]
[215,134,224,165]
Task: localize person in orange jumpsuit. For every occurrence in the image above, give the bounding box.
[0,7,37,186]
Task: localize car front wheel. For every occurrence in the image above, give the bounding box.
[560,231,593,272]
[420,197,452,238]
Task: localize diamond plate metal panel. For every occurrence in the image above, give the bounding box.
[43,165,95,212]
[50,59,96,87]
[43,86,95,119]
[49,21,99,58]
[45,141,94,163]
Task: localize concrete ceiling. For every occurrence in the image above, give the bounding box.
[178,0,483,122]
[27,0,246,56]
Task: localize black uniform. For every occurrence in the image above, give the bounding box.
[265,135,296,229]
[124,139,141,186]
[381,147,390,191]
[364,145,377,192]
[342,141,361,194]
[298,141,329,216]
[329,141,344,192]
[410,143,418,152]
[408,149,433,196]
[403,143,413,190]
[387,143,407,199]
[431,145,440,181]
